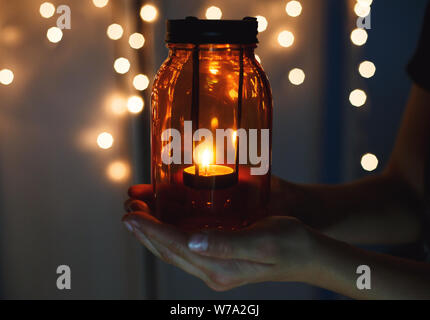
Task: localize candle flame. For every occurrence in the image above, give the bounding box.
[201,148,211,168]
[232,131,237,144]
[196,146,213,176]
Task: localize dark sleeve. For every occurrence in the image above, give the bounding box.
[407,3,430,92]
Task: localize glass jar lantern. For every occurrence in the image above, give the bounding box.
[151,17,273,231]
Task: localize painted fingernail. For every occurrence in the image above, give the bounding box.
[123,221,134,232]
[188,234,208,252]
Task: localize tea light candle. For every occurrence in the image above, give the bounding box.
[183,147,237,189]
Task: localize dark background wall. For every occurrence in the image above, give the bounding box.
[0,0,427,299]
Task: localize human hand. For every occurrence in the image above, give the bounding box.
[123,183,319,291]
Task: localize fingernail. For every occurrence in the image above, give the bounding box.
[129,219,141,229]
[188,234,208,252]
[123,221,134,232]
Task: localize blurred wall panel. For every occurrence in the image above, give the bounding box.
[0,0,143,299]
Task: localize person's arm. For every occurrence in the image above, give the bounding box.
[278,85,430,245]
[312,230,430,299]
[123,210,430,299]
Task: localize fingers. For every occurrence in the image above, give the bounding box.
[123,211,188,248]
[122,212,274,291]
[145,237,213,285]
[122,212,220,286]
[127,184,186,210]
[124,199,150,213]
[128,184,153,199]
[124,216,212,285]
[125,220,163,260]
[187,227,277,264]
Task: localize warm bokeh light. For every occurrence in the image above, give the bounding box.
[285,0,302,17]
[354,2,371,17]
[211,117,219,129]
[358,61,376,78]
[361,153,378,172]
[228,89,238,100]
[39,2,55,18]
[288,68,305,85]
[108,94,127,115]
[46,27,63,43]
[140,4,158,22]
[0,69,14,85]
[1,26,22,46]
[92,0,109,8]
[209,62,219,75]
[113,57,130,74]
[133,74,150,91]
[106,24,123,40]
[350,28,368,46]
[107,161,130,182]
[255,54,261,63]
[256,16,268,32]
[127,95,144,114]
[129,33,145,49]
[206,6,222,19]
[357,0,373,6]
[349,89,367,107]
[97,132,114,149]
[278,30,294,47]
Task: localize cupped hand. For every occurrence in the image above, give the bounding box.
[122,183,319,291]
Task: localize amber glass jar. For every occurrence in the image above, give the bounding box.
[151,17,272,231]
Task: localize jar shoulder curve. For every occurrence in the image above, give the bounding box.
[250,57,273,100]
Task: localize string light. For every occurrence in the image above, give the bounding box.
[0,69,14,85]
[140,4,158,22]
[349,89,367,107]
[357,0,373,6]
[113,57,130,74]
[354,2,371,18]
[127,95,144,114]
[129,33,145,49]
[92,0,109,8]
[107,24,124,40]
[108,94,127,115]
[39,2,55,18]
[350,28,368,46]
[285,1,302,17]
[133,74,150,91]
[358,61,376,78]
[361,153,378,172]
[255,54,261,63]
[46,27,63,43]
[206,6,222,20]
[256,16,268,32]
[107,161,130,182]
[351,1,374,169]
[278,30,294,47]
[288,68,305,85]
[97,132,114,149]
